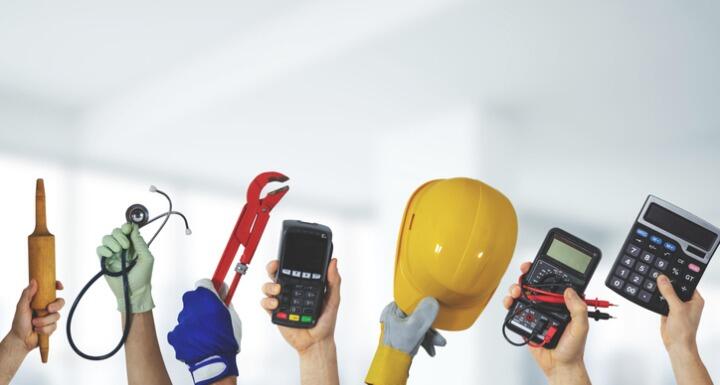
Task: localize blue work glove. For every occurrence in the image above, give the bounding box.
[168,279,242,385]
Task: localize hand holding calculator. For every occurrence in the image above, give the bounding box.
[605,195,720,315]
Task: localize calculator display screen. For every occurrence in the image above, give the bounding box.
[644,203,718,251]
[546,238,592,274]
[282,232,327,274]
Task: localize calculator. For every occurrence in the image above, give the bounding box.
[272,220,333,328]
[605,195,720,315]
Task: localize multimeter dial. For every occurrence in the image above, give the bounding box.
[533,265,570,284]
[528,260,584,290]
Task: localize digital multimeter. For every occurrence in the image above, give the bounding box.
[605,195,720,315]
[505,228,601,349]
[272,220,333,328]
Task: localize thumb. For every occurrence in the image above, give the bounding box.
[407,297,439,334]
[129,225,151,260]
[657,275,682,310]
[17,280,38,310]
[564,288,588,332]
[379,301,399,323]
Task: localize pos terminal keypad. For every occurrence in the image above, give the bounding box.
[606,195,720,315]
[275,270,323,324]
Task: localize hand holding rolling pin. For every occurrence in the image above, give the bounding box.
[7,280,65,351]
[0,280,65,384]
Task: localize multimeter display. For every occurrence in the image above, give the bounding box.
[546,238,592,274]
[282,233,327,274]
[605,195,720,315]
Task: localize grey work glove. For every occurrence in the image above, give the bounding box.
[380,297,447,357]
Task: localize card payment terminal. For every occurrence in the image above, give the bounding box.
[272,220,333,328]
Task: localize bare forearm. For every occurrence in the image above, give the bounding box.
[123,311,172,385]
[212,377,237,385]
[299,339,339,385]
[0,334,28,385]
[668,345,713,385]
[549,362,591,385]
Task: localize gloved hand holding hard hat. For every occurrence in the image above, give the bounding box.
[366,297,447,384]
[366,177,518,385]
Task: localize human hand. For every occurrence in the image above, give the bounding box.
[96,223,154,313]
[657,274,704,354]
[9,279,65,353]
[260,259,340,354]
[364,297,446,385]
[502,262,589,382]
[656,274,712,385]
[378,297,446,357]
[168,279,241,385]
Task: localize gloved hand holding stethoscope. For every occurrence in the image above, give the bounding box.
[96,222,155,314]
[66,185,191,361]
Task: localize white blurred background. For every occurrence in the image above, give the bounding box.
[1,1,719,384]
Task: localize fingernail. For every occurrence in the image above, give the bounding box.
[658,275,668,284]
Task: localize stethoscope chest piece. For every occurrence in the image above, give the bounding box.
[125,204,149,227]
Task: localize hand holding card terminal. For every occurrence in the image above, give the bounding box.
[272,220,333,328]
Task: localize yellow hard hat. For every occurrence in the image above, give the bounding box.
[393,177,518,331]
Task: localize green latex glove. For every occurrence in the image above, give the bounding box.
[96,223,155,313]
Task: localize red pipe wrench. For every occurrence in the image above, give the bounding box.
[212,171,289,305]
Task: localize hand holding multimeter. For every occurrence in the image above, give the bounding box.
[503,228,614,349]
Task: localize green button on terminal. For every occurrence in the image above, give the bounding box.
[300,315,313,323]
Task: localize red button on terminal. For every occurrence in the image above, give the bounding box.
[277,312,288,320]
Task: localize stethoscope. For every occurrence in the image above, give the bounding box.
[66,185,191,360]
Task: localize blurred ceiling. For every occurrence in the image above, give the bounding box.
[1,0,719,223]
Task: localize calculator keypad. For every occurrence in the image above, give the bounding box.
[606,225,705,315]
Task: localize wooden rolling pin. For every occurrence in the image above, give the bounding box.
[28,178,56,363]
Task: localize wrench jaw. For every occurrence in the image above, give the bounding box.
[213,171,290,304]
[262,186,289,211]
[247,171,290,204]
